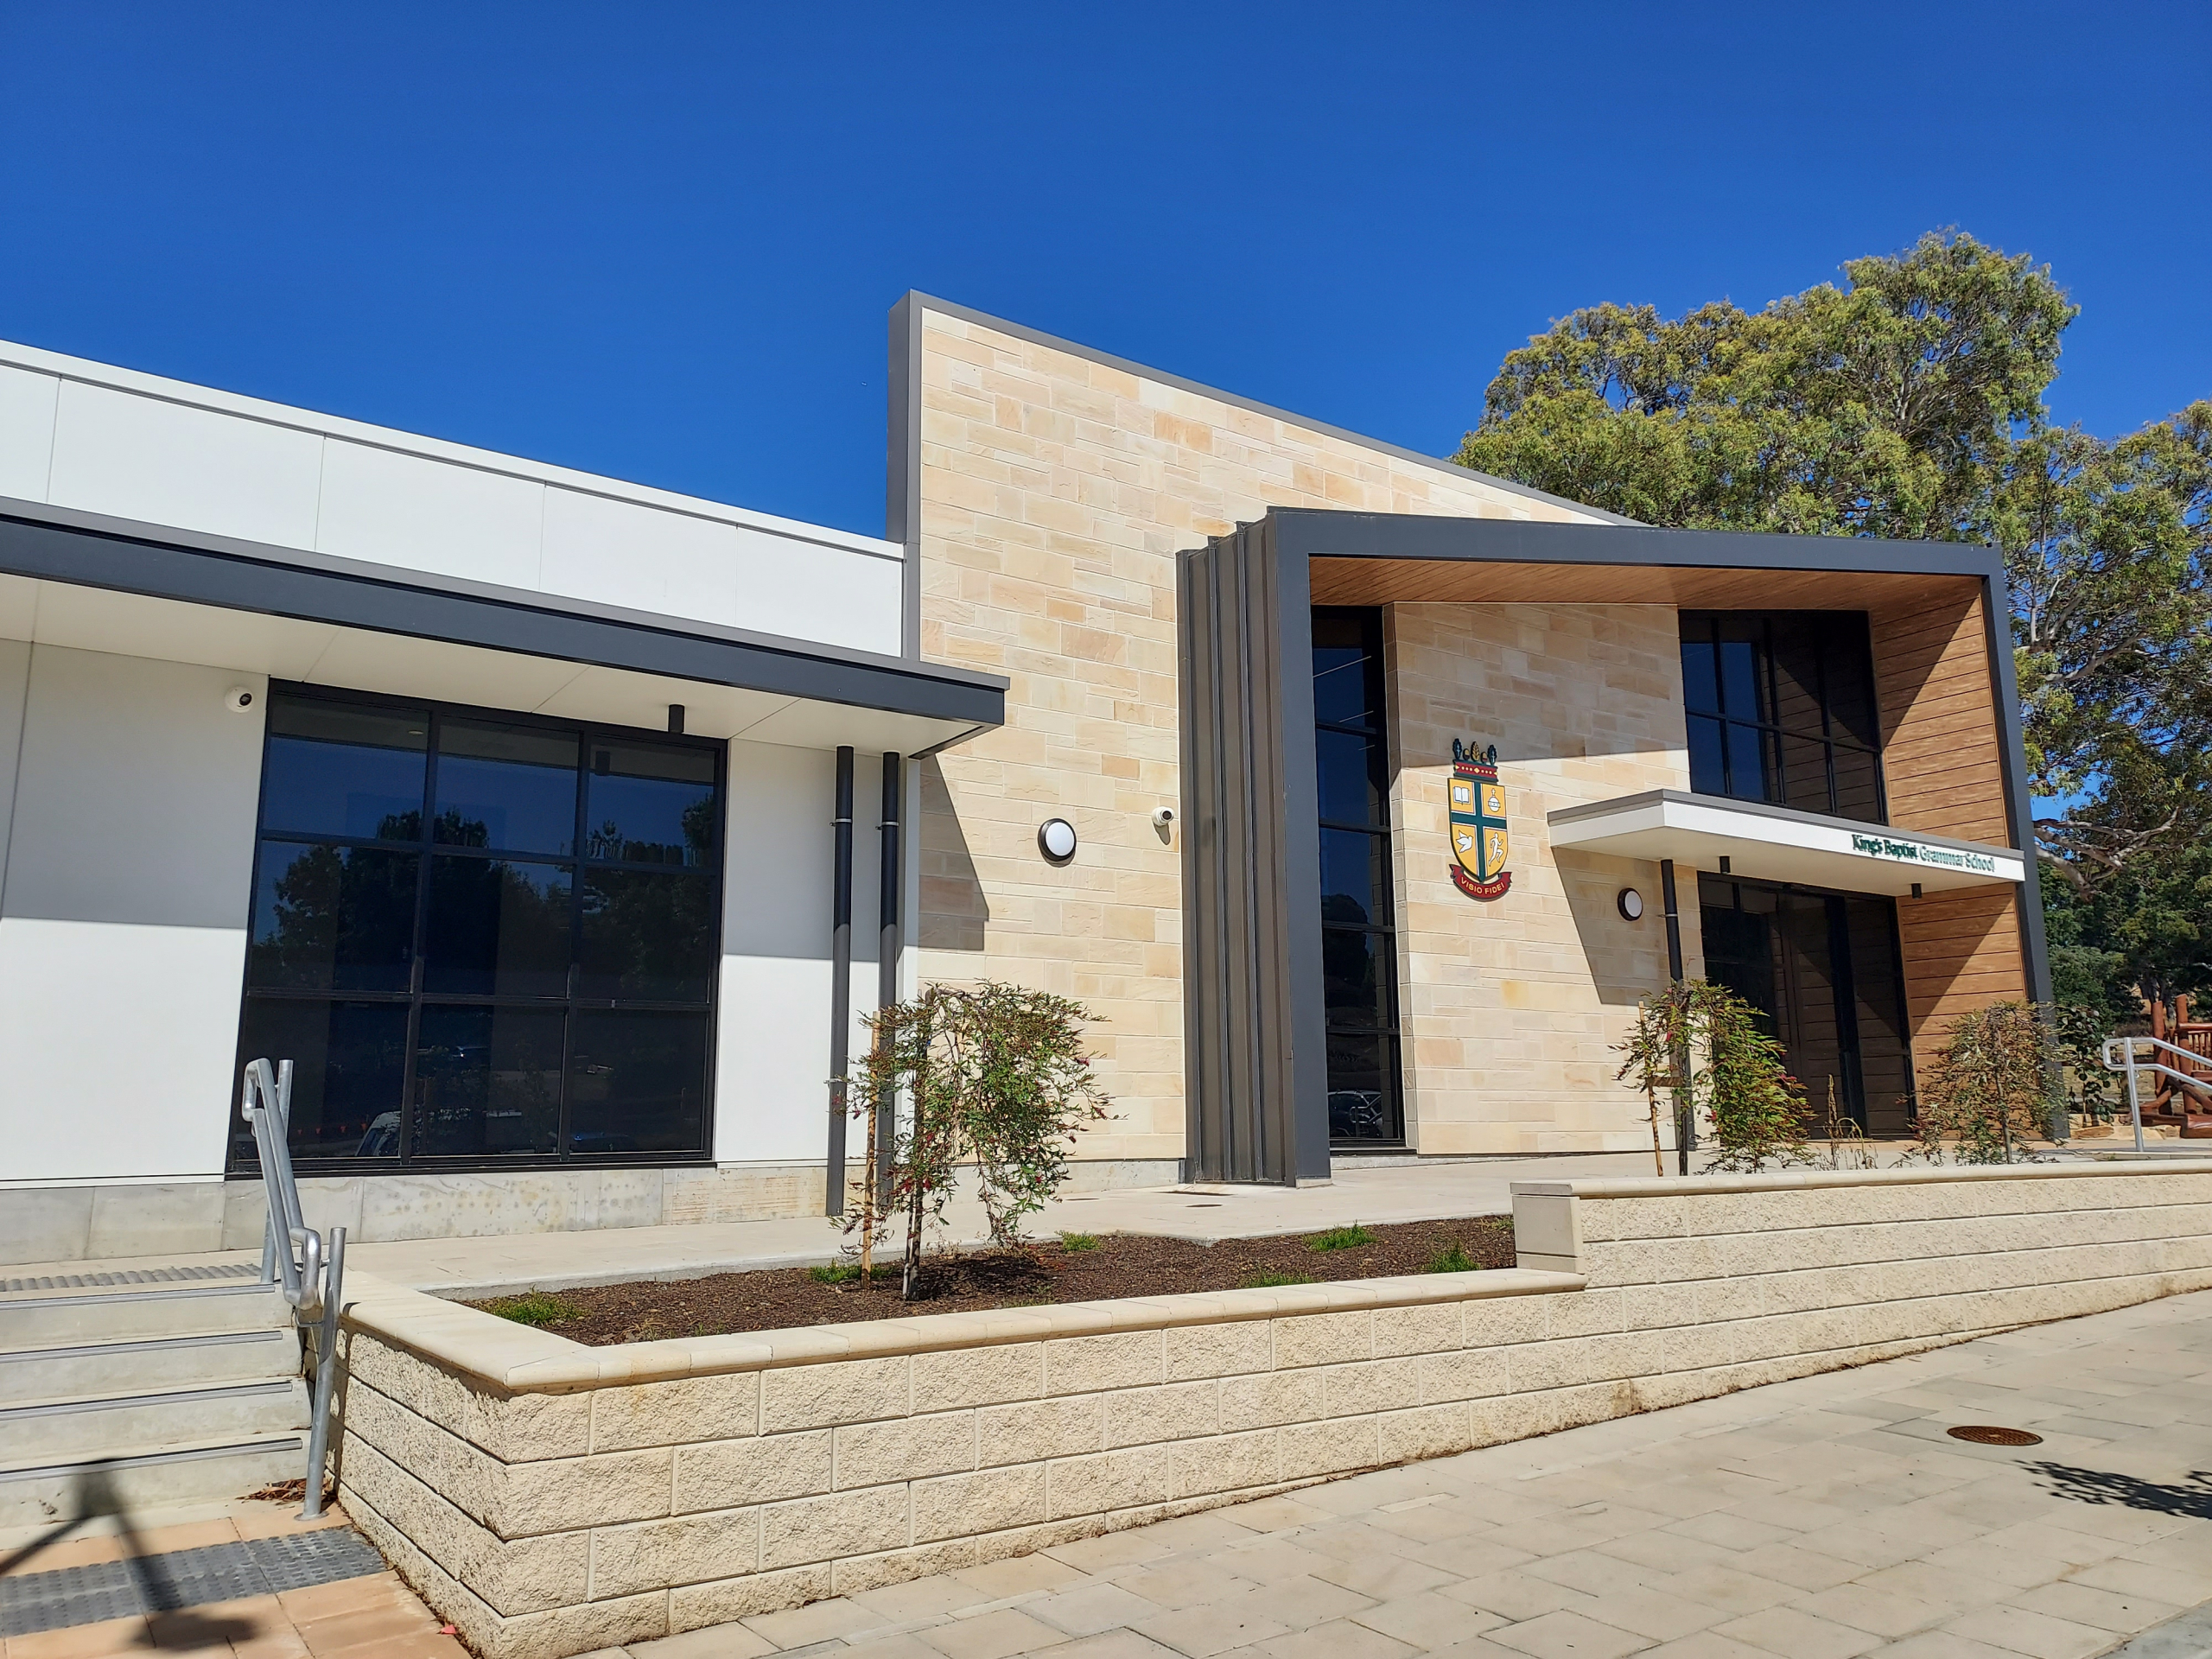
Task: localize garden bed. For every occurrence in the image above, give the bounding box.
[468,1214,1516,1344]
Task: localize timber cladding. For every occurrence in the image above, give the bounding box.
[1869,582,2029,1073]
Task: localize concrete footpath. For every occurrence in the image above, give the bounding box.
[577,1286,2212,1659]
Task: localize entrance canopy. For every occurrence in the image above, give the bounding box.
[1548,789,2026,896]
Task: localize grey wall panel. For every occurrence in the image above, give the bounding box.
[1179,521,1329,1185]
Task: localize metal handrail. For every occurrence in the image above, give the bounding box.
[239,1058,346,1519]
[2101,1035,2212,1155]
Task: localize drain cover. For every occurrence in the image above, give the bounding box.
[1947,1425,2044,1446]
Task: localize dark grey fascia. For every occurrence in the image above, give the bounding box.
[1272,509,2007,582]
[1250,506,2050,1044]
[0,499,1007,732]
[886,292,1636,529]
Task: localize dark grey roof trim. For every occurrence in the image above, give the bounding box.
[1545,789,2024,861]
[1274,509,2005,580]
[895,293,1638,527]
[0,499,1007,729]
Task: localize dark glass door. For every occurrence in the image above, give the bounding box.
[1313,608,1405,1146]
[1698,875,1914,1134]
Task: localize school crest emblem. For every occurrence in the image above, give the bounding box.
[1448,739,1511,900]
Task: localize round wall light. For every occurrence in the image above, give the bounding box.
[1038,817,1078,863]
[1617,887,1645,921]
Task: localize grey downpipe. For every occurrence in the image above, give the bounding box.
[876,751,903,1205]
[1661,859,1692,1176]
[825,746,856,1217]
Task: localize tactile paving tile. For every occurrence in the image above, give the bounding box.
[0,1527,385,1637]
[1,1264,258,1293]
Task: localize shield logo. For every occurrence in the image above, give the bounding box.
[1448,739,1511,900]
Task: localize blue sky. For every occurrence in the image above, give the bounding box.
[2,2,2204,538]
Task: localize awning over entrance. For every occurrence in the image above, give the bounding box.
[1546,790,2026,896]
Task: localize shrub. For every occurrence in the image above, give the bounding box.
[1616,980,1810,1173]
[486,1291,579,1328]
[1057,1231,1101,1253]
[849,981,1109,1297]
[1306,1224,1376,1252]
[1916,1001,2063,1163]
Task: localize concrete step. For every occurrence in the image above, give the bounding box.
[0,1281,291,1348]
[0,1327,301,1404]
[0,1433,308,1530]
[0,1378,310,1465]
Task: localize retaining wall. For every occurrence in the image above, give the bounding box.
[334,1160,2212,1659]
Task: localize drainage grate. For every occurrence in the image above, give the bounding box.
[1947,1424,2044,1446]
[1,1264,258,1294]
[0,1529,385,1637]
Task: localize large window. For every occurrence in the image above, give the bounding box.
[1680,612,1885,822]
[230,688,723,1171]
[1313,609,1404,1146]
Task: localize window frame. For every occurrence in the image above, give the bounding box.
[1680,611,1888,822]
[227,681,727,1175]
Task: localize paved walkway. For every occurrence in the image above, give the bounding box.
[575,1286,2212,1659]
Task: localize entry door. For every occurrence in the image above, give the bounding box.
[1697,876,1914,1135]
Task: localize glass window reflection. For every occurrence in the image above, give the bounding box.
[423,858,575,996]
[262,702,428,842]
[411,1007,566,1158]
[587,742,717,866]
[579,869,715,1002]
[248,842,418,993]
[435,721,579,854]
[568,1011,709,1154]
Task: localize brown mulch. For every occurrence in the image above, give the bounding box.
[469,1215,1516,1346]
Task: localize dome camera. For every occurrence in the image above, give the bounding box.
[1151,806,1176,830]
[223,685,257,715]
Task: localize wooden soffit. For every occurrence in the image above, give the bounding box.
[1307,557,1981,611]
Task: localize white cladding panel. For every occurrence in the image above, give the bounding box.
[728,523,903,657]
[46,379,325,549]
[541,486,745,623]
[0,365,59,501]
[0,646,266,1182]
[315,439,547,591]
[715,741,885,1166]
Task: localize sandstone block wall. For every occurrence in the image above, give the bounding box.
[336,1161,2212,1659]
[905,302,1610,1165]
[1387,601,1705,1154]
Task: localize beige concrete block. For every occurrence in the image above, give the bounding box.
[835,1411,978,1488]
[1319,1357,1421,1418]
[1218,1369,1325,1431]
[1165,1319,1274,1380]
[1279,1417,1381,1480]
[760,1485,911,1570]
[504,1448,676,1537]
[591,1373,760,1452]
[1541,1287,1626,1340]
[760,1356,910,1433]
[1046,1445,1178,1517]
[669,1565,834,1631]
[913,1343,1043,1411]
[1271,1310,1372,1369]
[590,1508,760,1598]
[1173,1428,1278,1498]
[1414,1349,1508,1406]
[1044,1330,1164,1394]
[912,1463,1050,1543]
[672,1431,831,1512]
[1372,1301,1465,1357]
[978,1395,1104,1465]
[338,1433,587,1618]
[470,1387,596,1465]
[1377,1402,1474,1464]
[1103,1379,1220,1447]
[1461,1295,1549,1348]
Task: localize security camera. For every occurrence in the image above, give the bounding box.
[222,685,257,714]
[1151,806,1177,829]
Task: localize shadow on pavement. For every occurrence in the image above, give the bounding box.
[2029,1459,2212,1519]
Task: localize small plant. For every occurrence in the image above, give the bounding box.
[1240,1269,1315,1288]
[1425,1242,1479,1274]
[1057,1231,1101,1253]
[489,1291,580,1328]
[1307,1224,1376,1253]
[1915,1001,2063,1163]
[1816,1077,1877,1170]
[849,982,1110,1299]
[808,1262,865,1284]
[1616,980,1810,1173]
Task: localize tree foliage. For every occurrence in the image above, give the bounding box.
[1912,1001,2064,1162]
[1460,231,2212,1010]
[1615,980,1809,1173]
